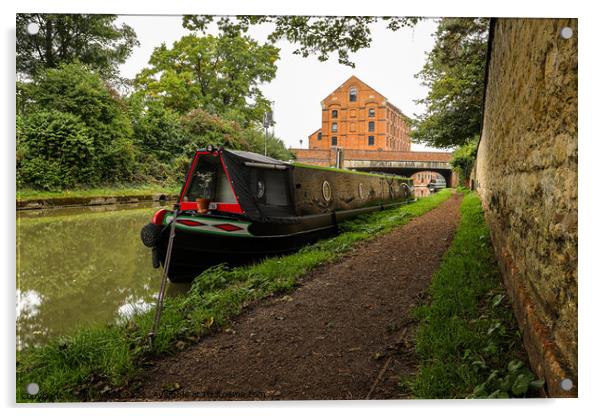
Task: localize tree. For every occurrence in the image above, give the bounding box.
[182,15,419,68]
[178,108,291,161]
[411,18,490,148]
[450,137,479,186]
[128,94,186,161]
[16,14,138,79]
[134,34,279,125]
[21,63,137,186]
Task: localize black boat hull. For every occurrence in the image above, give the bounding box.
[156,223,337,282]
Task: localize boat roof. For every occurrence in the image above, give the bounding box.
[227,150,291,166]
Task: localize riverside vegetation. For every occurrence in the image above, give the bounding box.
[17,190,452,402]
[406,191,544,398]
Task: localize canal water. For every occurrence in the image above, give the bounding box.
[16,201,190,350]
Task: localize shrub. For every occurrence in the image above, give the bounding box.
[17,110,98,189]
[18,63,137,187]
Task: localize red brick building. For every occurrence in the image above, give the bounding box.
[291,76,457,187]
[307,76,411,151]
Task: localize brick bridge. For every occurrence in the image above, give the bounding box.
[291,148,458,187]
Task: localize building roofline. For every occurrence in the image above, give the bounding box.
[321,75,410,120]
[309,127,322,136]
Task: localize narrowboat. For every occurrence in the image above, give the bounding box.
[427,177,447,192]
[140,147,415,282]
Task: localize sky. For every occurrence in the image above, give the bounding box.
[116,15,443,152]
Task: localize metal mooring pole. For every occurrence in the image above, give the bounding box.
[148,203,180,345]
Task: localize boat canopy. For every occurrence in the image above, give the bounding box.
[180,149,295,223]
[220,150,295,222]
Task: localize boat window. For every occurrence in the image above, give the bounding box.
[185,160,236,203]
[215,171,237,203]
[256,180,265,199]
[322,181,332,202]
[185,167,216,201]
[255,170,290,207]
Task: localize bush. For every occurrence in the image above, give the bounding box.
[23,63,139,186]
[17,110,98,189]
[128,95,186,162]
[17,158,64,191]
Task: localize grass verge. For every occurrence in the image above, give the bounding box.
[17,190,452,402]
[16,184,181,202]
[406,191,544,399]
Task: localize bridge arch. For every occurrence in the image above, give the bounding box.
[349,166,453,188]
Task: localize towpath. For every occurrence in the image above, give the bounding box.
[123,192,463,401]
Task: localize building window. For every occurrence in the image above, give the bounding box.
[349,87,357,102]
[331,109,338,118]
[368,136,374,146]
[368,108,375,117]
[317,132,322,141]
[331,122,338,132]
[331,136,337,146]
[368,121,375,132]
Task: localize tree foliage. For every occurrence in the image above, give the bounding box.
[16,14,138,79]
[450,137,479,185]
[18,64,137,188]
[180,108,292,159]
[134,34,279,125]
[17,110,95,189]
[182,15,419,68]
[128,95,186,161]
[412,18,489,148]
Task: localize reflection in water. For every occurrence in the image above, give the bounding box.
[16,202,179,350]
[414,186,433,198]
[116,295,155,323]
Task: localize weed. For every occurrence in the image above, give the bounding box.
[408,192,543,399]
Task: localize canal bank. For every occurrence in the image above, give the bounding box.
[17,190,453,402]
[16,185,180,210]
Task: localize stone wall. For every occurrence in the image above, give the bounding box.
[475,18,577,397]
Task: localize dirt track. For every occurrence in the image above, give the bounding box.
[122,193,463,401]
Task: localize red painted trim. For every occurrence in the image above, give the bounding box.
[213,203,244,214]
[213,223,243,232]
[179,152,201,202]
[151,209,167,225]
[218,153,245,214]
[179,201,198,211]
[177,219,206,227]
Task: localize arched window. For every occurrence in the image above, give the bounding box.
[349,87,357,102]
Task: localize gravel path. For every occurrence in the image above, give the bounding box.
[121,193,463,401]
